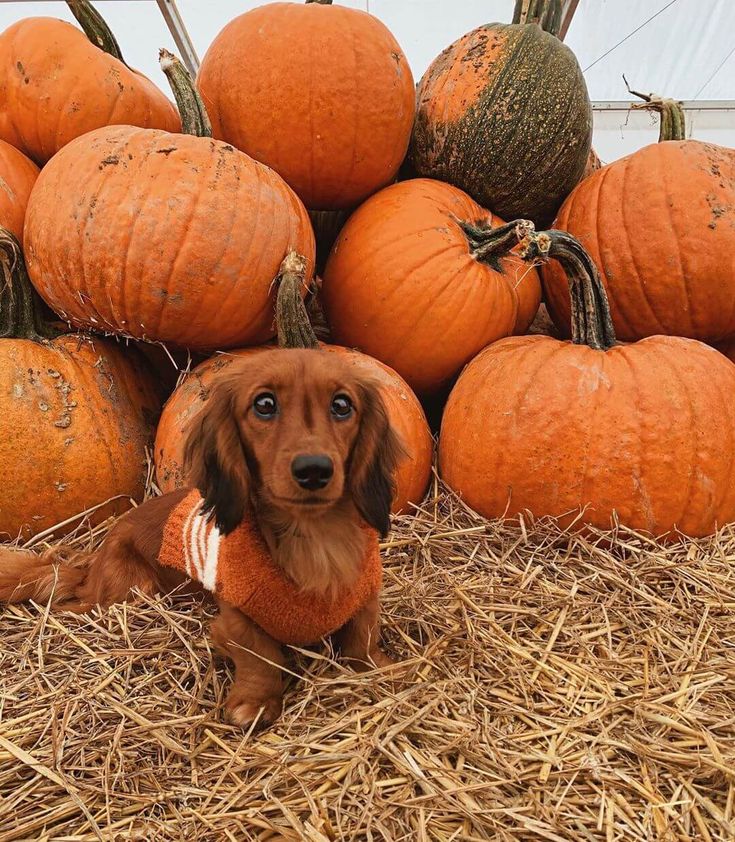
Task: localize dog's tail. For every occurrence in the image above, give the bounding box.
[0,545,90,607]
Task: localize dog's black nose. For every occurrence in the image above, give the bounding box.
[291,454,334,490]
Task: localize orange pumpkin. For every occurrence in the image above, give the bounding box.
[0,230,160,539]
[439,226,735,539]
[155,255,433,514]
[0,139,38,244]
[23,51,315,350]
[0,1,179,165]
[322,179,541,395]
[197,0,415,210]
[544,97,735,342]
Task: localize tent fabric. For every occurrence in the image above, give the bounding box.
[0,0,733,161]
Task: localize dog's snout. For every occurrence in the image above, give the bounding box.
[291,454,334,490]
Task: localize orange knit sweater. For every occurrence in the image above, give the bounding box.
[158,490,382,646]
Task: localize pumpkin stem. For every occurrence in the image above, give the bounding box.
[159,49,212,138]
[518,228,617,351]
[512,0,562,36]
[0,229,62,342]
[625,78,686,142]
[66,0,126,64]
[275,251,319,350]
[459,218,536,271]
[305,0,333,4]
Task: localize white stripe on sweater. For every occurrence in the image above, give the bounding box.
[201,526,221,591]
[182,502,222,593]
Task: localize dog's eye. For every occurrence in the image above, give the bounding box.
[331,394,354,419]
[253,392,278,418]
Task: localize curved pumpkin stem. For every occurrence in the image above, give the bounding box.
[0,229,61,342]
[625,79,686,142]
[519,228,617,351]
[159,49,212,138]
[275,251,319,350]
[305,0,333,4]
[659,99,686,142]
[459,218,535,271]
[66,0,126,64]
[512,0,562,37]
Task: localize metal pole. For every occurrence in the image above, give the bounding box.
[592,100,735,112]
[559,0,581,41]
[156,0,199,76]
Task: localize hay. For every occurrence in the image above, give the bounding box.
[2,482,735,840]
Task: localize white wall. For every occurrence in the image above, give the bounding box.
[1,0,733,161]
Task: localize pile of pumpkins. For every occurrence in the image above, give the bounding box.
[1,0,734,543]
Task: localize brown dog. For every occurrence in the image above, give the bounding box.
[0,349,403,729]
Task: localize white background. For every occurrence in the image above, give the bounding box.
[1,0,734,163]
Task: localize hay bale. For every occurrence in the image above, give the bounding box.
[2,484,735,839]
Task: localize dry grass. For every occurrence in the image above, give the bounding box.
[2,479,735,840]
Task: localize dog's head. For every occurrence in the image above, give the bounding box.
[183,349,403,538]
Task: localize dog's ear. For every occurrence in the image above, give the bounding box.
[184,380,251,535]
[349,383,404,538]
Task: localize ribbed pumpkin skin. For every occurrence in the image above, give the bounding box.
[0,18,180,165]
[544,142,735,342]
[154,345,433,514]
[0,139,38,244]
[1,336,159,539]
[23,126,316,350]
[322,179,541,395]
[410,22,591,226]
[439,335,735,539]
[197,2,415,211]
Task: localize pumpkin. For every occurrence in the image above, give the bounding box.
[197,0,415,211]
[0,140,38,244]
[0,0,179,165]
[23,51,315,350]
[409,0,592,226]
[0,230,160,539]
[154,253,433,514]
[439,224,735,539]
[321,178,541,395]
[543,95,735,342]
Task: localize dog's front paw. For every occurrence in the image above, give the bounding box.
[225,689,283,730]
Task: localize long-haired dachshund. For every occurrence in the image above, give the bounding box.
[0,349,403,729]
